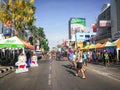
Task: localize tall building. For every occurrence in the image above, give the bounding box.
[68,17,96,48]
[96,3,111,43]
[111,0,120,40]
[96,0,120,43]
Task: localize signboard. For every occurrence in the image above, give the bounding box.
[70,18,86,41]
[99,20,111,27]
[91,23,97,32]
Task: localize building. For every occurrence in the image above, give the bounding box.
[76,32,96,44]
[96,3,111,43]
[96,0,120,43]
[111,0,120,40]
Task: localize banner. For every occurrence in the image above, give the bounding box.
[91,23,97,32]
[99,20,111,27]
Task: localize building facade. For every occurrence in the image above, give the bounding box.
[96,3,111,43]
[96,0,120,43]
[76,32,96,43]
[111,0,120,40]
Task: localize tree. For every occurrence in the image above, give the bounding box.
[30,26,49,51]
[0,0,36,38]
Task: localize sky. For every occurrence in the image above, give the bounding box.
[34,0,110,49]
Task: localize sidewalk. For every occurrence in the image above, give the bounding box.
[0,66,14,78]
[87,63,120,81]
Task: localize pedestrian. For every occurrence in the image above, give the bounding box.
[75,47,86,79]
[63,50,68,61]
[102,50,106,65]
[49,52,52,60]
[83,51,88,66]
[68,48,74,61]
[109,52,112,64]
[70,50,77,69]
[104,50,110,67]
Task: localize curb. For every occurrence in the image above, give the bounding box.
[0,66,14,77]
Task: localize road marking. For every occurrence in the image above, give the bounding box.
[48,79,51,85]
[48,74,52,85]
[49,74,51,79]
[49,66,51,71]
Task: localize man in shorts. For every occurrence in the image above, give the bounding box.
[75,47,86,79]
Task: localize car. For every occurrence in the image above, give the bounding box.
[35,51,42,60]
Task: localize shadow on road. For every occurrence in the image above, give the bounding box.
[62,65,77,76]
[62,65,76,71]
[65,69,75,76]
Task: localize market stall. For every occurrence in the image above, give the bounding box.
[95,43,102,49]
[89,44,95,49]
[0,36,35,66]
[116,39,120,62]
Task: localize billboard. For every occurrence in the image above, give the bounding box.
[70,18,86,41]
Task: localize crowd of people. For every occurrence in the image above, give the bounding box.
[47,47,119,79]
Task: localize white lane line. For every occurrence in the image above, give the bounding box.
[49,74,51,79]
[49,66,51,71]
[48,74,52,85]
[48,79,51,85]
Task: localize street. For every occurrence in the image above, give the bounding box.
[0,59,120,90]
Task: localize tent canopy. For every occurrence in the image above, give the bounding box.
[0,36,24,48]
[95,43,102,49]
[117,39,120,48]
[89,44,95,49]
[83,45,90,50]
[0,36,35,50]
[105,41,112,47]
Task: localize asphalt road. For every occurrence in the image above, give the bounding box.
[0,59,120,90]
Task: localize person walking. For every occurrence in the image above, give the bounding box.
[83,51,88,66]
[70,50,77,69]
[104,50,110,67]
[75,47,86,79]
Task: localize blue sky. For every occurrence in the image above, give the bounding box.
[34,0,110,49]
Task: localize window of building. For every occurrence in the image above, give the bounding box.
[79,35,83,37]
[91,35,95,37]
[85,35,90,38]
